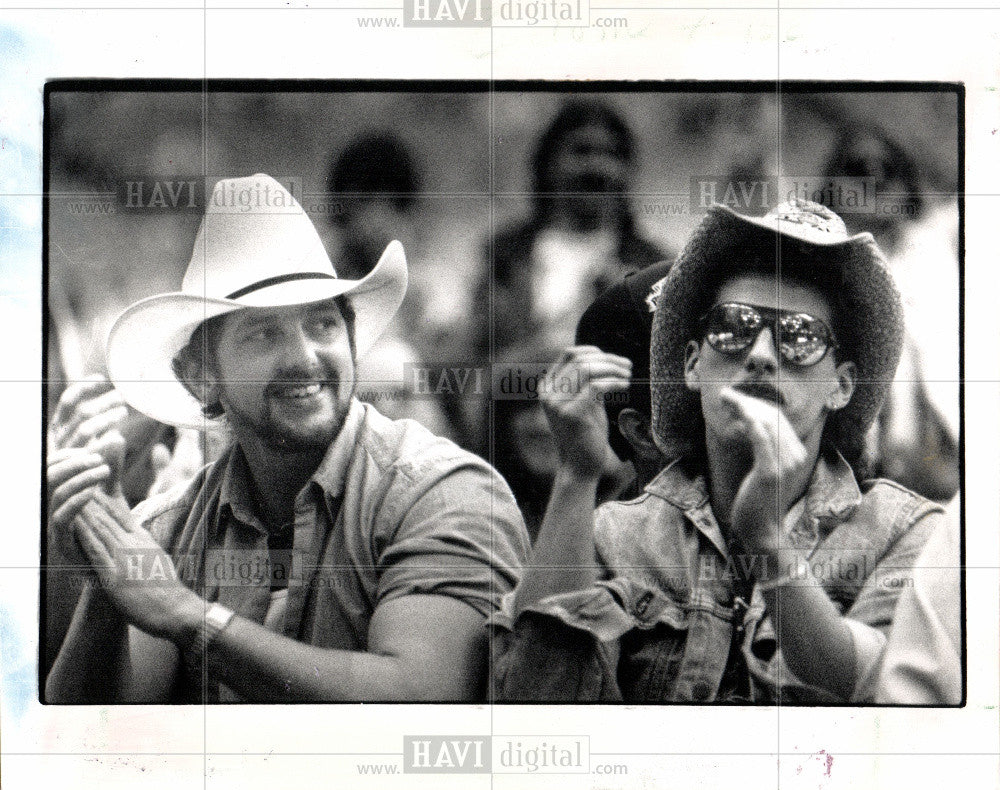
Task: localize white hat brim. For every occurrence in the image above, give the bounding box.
[107,240,408,428]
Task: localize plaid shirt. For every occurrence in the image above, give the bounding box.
[490,451,943,703]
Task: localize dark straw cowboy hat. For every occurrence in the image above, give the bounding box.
[107,174,408,428]
[650,198,904,460]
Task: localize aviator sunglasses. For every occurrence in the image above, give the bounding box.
[699,302,839,367]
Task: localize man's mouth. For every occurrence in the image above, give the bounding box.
[269,382,325,399]
[734,380,785,406]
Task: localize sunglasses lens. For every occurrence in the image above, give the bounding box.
[705,304,762,353]
[704,303,834,366]
[778,314,831,366]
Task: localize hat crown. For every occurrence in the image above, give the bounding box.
[759,197,850,242]
[181,174,335,299]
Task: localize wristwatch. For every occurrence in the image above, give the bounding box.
[184,602,235,670]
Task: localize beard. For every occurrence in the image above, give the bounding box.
[220,365,356,455]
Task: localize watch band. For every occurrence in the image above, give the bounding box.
[185,602,235,669]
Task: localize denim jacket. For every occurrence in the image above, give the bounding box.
[490,451,943,703]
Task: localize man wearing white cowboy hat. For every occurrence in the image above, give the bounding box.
[491,199,949,703]
[46,174,529,703]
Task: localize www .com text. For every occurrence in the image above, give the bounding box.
[66,201,115,215]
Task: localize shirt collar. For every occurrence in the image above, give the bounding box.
[644,447,862,532]
[796,447,864,533]
[645,457,710,511]
[308,397,365,499]
[217,444,266,535]
[215,398,366,535]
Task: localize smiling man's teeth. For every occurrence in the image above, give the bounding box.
[275,383,322,398]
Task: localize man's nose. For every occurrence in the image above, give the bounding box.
[281,325,321,369]
[745,326,779,373]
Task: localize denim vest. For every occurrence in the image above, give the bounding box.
[490,452,943,703]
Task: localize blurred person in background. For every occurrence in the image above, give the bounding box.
[475,99,669,360]
[824,125,959,502]
[470,99,670,461]
[327,132,421,280]
[327,132,468,443]
[574,262,672,500]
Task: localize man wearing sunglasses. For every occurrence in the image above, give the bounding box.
[491,199,947,703]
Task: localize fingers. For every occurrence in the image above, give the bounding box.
[77,498,122,550]
[719,388,781,430]
[51,380,127,450]
[48,452,110,515]
[90,429,126,493]
[91,488,136,529]
[719,388,806,470]
[587,376,632,394]
[48,450,108,490]
[52,375,114,425]
[52,483,105,532]
[544,348,632,403]
[73,507,116,572]
[72,404,129,450]
[551,346,632,378]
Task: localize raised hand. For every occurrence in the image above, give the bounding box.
[719,386,810,555]
[539,345,632,479]
[71,490,197,641]
[49,375,128,452]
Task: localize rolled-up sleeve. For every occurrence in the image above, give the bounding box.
[741,501,944,703]
[374,463,530,618]
[489,589,624,701]
[488,576,673,701]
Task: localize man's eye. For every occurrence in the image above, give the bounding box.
[314,316,341,332]
[244,326,275,342]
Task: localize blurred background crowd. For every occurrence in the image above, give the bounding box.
[46,87,960,544]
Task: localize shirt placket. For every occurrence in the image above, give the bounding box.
[669,504,739,702]
[280,485,328,641]
[214,516,273,625]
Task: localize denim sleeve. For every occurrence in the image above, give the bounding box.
[488,587,630,702]
[743,500,944,703]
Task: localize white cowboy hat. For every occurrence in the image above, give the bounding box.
[106,173,408,428]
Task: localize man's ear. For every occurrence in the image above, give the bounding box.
[172,351,221,411]
[617,408,664,464]
[826,360,857,412]
[683,339,702,393]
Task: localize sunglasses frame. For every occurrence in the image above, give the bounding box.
[698,301,840,368]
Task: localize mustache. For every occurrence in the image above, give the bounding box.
[733,378,785,407]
